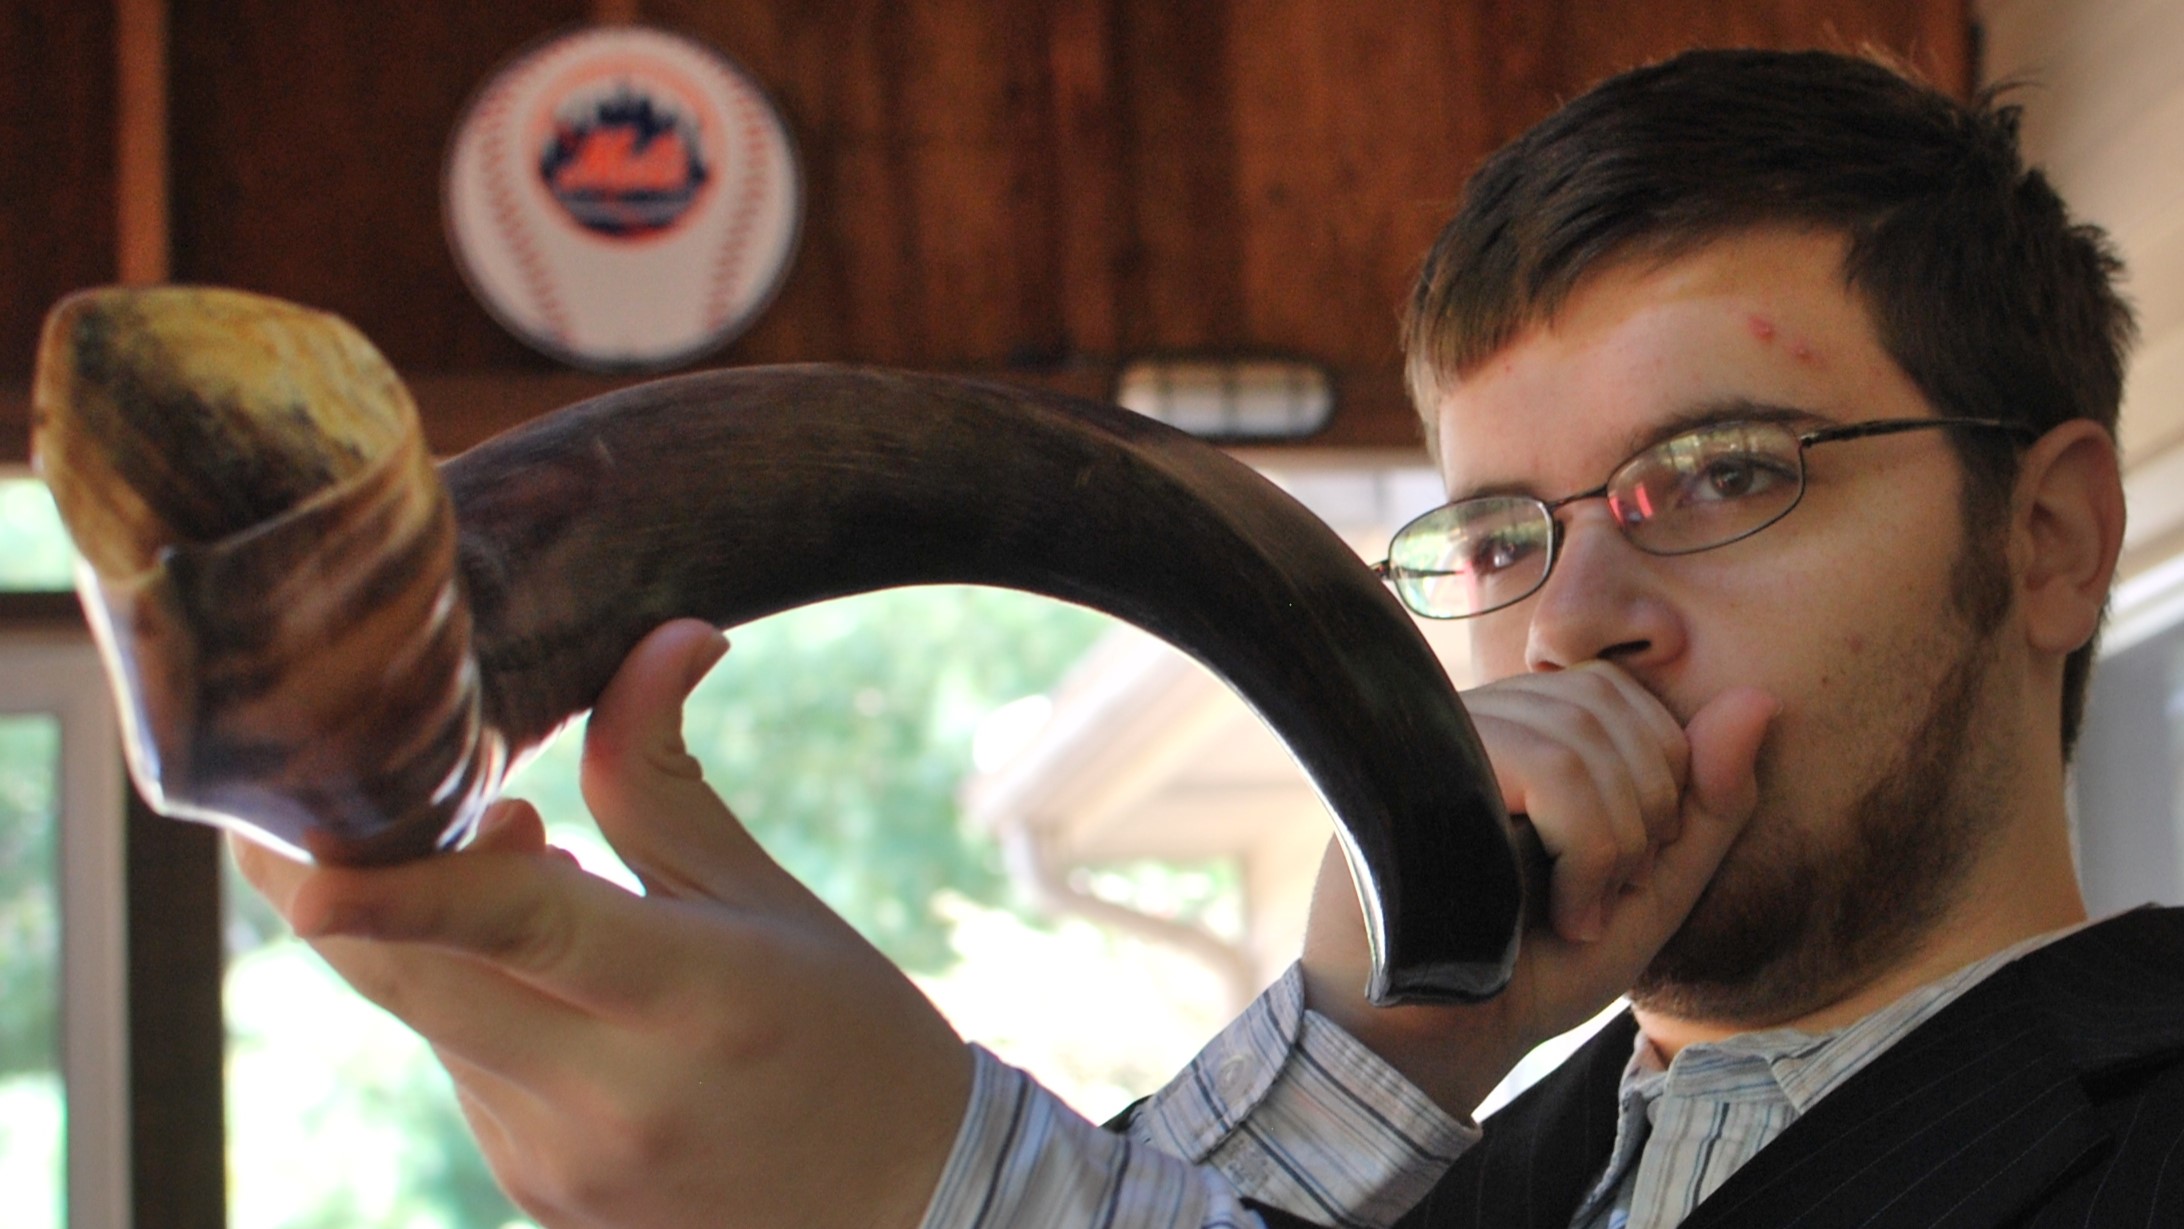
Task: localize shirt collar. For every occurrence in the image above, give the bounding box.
[1573,919,2096,1224]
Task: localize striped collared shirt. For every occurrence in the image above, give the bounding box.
[919,926,2083,1229]
[920,962,1475,1228]
[1574,925,2086,1229]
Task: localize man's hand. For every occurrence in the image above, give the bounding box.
[232,619,973,1229]
[1299,661,1778,1115]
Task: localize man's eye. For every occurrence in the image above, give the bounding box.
[1465,532,1539,577]
[1684,453,1796,503]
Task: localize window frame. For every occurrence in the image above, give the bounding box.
[1,591,226,1229]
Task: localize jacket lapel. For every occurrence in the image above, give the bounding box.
[1399,909,2184,1229]
[2012,906,2184,1082]
[1677,964,2103,1229]
[1682,909,2184,1229]
[1397,1012,1638,1229]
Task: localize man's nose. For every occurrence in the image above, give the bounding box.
[1522,507,1686,673]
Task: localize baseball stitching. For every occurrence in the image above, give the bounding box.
[476,78,575,346]
[704,78,779,333]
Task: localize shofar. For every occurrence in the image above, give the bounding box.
[31,285,1524,1005]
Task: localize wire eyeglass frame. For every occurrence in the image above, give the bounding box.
[1373,416,2038,620]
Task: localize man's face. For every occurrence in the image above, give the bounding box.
[1433,229,2018,1025]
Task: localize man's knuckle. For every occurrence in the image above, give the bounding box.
[1568,666,1624,704]
[645,744,708,783]
[1566,833,1617,875]
[500,896,579,973]
[1538,741,1588,781]
[1566,705,1612,743]
[1643,776,1681,820]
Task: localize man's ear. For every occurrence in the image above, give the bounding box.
[2011,419,2126,654]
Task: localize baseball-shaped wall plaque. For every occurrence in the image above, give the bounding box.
[444,25,803,371]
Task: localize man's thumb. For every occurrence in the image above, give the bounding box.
[582,620,727,790]
[578,620,760,898]
[1682,686,1779,825]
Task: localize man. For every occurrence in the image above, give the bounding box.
[239,47,2168,1229]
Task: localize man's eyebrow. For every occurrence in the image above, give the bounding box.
[1445,397,1831,503]
[1624,398,1830,454]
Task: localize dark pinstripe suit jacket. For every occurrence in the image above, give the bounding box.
[1250,906,2184,1229]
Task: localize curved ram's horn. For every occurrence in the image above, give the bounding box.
[32,285,1523,1004]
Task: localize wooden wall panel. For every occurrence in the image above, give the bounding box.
[1548,0,1969,105]
[167,0,592,370]
[1044,0,1128,360]
[1225,3,1486,365]
[0,1,116,385]
[660,0,1077,367]
[1109,0,1248,356]
[0,0,1971,463]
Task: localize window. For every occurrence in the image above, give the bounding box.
[219,585,1142,1229]
[0,478,72,590]
[2072,554,2184,911]
[0,619,130,1229]
[0,710,64,1228]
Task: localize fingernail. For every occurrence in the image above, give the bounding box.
[477,799,519,834]
[686,632,730,691]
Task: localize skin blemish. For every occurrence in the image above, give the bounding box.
[1790,339,1819,365]
[1746,314,1777,343]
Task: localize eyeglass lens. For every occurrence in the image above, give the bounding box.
[1386,496,1556,619]
[1609,421,1806,554]
[1387,420,1811,618]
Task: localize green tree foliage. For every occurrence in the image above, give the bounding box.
[0,480,73,591]
[0,455,1117,1223]
[0,478,80,1083]
[225,940,533,1229]
[511,586,1112,973]
[218,587,1112,1228]
[0,715,60,1079]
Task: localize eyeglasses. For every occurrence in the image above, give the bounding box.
[1375,416,2036,620]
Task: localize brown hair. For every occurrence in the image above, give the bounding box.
[1403,48,2136,753]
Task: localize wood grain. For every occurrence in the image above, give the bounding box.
[166,0,592,369]
[115,0,168,285]
[0,0,1972,466]
[0,0,116,386]
[126,788,225,1229]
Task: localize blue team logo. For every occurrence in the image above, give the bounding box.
[537,85,712,238]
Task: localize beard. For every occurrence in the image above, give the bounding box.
[1628,524,2017,1026]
